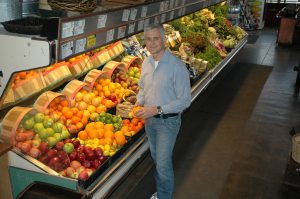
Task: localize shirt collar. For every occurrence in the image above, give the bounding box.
[149,49,171,65]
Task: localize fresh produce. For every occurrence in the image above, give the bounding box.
[12,71,39,89]
[127,66,141,83]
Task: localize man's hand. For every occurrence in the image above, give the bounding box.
[134,106,157,119]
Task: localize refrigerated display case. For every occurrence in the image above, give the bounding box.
[0,1,248,198]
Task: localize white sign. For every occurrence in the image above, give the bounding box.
[106,29,115,42]
[130,8,138,20]
[97,15,107,28]
[117,26,126,39]
[61,21,75,39]
[138,20,144,31]
[61,41,73,59]
[141,6,148,17]
[73,19,85,35]
[75,38,86,54]
[128,22,136,34]
[122,9,130,21]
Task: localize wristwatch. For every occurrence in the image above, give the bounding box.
[157,106,163,115]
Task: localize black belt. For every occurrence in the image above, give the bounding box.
[153,113,179,119]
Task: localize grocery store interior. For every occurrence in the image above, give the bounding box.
[0,0,300,199]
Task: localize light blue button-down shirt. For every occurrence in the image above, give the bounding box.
[137,49,191,114]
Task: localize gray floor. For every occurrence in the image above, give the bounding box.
[108,28,300,199]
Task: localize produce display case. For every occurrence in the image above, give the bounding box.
[0,0,248,198]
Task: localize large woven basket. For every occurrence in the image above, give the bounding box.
[48,0,97,13]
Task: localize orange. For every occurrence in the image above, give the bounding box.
[104,130,114,139]
[76,122,84,130]
[131,118,139,125]
[120,126,129,133]
[54,97,61,104]
[104,137,113,145]
[97,128,105,139]
[72,116,81,124]
[78,131,88,140]
[60,100,69,107]
[99,138,106,145]
[114,130,124,137]
[95,121,104,129]
[81,117,88,126]
[104,124,114,132]
[76,111,83,118]
[85,122,95,132]
[115,134,126,146]
[64,110,73,119]
[88,129,98,139]
[96,105,106,113]
[71,107,79,114]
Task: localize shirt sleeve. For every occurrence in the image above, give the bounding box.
[136,63,145,106]
[162,61,191,114]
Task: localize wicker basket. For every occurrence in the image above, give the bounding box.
[121,55,143,71]
[62,79,90,100]
[1,106,37,145]
[34,91,70,113]
[116,102,134,118]
[102,61,126,80]
[48,0,97,13]
[83,69,110,89]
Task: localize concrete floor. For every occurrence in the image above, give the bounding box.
[109,28,300,199]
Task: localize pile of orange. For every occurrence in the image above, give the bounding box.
[122,118,144,135]
[78,121,127,147]
[12,71,38,88]
[44,97,88,134]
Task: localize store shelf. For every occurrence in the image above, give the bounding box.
[56,0,225,61]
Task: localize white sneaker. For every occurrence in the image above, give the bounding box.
[150,192,157,199]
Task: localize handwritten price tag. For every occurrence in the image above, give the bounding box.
[122,9,130,21]
[61,21,74,39]
[61,41,73,59]
[74,19,85,35]
[106,29,115,42]
[97,15,107,28]
[75,38,86,53]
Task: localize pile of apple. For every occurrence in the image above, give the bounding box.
[16,112,70,153]
[111,68,139,94]
[127,66,141,84]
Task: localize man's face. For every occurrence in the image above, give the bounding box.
[144,28,165,56]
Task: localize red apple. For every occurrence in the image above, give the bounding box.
[86,151,95,161]
[38,155,49,164]
[72,139,81,148]
[69,151,77,161]
[39,142,49,154]
[66,167,75,177]
[49,156,60,167]
[78,170,89,181]
[76,166,85,174]
[83,160,91,168]
[85,168,94,177]
[77,152,86,163]
[70,160,81,170]
[57,150,68,160]
[29,147,41,158]
[47,149,57,158]
[94,148,103,158]
[55,141,64,150]
[20,142,31,154]
[92,159,101,169]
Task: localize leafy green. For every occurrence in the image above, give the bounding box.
[195,44,222,70]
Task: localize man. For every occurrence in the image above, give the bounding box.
[134,24,191,199]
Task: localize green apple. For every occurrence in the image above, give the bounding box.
[34,113,45,123]
[61,129,70,139]
[52,123,63,133]
[46,128,55,137]
[47,136,57,148]
[32,139,41,147]
[23,117,35,130]
[63,143,74,154]
[53,133,62,142]
[38,129,49,141]
[43,118,54,128]
[33,123,45,134]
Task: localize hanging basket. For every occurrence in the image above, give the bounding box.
[48,0,97,13]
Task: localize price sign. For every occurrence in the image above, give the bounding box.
[73,19,85,35]
[128,22,136,34]
[61,21,74,39]
[97,15,107,28]
[75,38,86,53]
[117,26,126,39]
[106,29,115,42]
[87,35,96,48]
[130,8,137,20]
[141,6,147,17]
[61,41,73,59]
[122,9,130,21]
[137,20,144,31]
